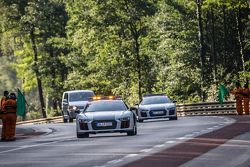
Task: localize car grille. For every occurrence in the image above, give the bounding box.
[77,106,85,109]
[121,120,130,129]
[92,120,117,130]
[79,122,89,130]
[149,110,166,117]
[169,109,175,115]
[140,112,147,117]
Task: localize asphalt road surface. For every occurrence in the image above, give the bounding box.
[0,116,249,167]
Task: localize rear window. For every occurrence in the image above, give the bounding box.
[85,100,127,112]
[141,96,171,105]
[69,92,94,102]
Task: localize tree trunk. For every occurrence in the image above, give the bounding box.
[211,7,217,83]
[30,27,47,118]
[197,0,205,101]
[135,36,142,101]
[235,7,245,72]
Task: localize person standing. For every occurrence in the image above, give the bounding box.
[0,91,9,141]
[2,93,17,141]
[242,82,250,115]
[231,82,244,115]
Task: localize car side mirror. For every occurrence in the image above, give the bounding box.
[63,99,68,105]
[173,100,177,103]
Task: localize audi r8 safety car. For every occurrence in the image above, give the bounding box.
[76,96,137,138]
[135,94,177,122]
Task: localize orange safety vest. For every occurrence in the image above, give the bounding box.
[0,96,7,112]
[231,87,243,100]
[3,99,17,113]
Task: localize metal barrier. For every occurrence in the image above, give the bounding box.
[16,101,238,125]
[16,116,63,125]
[177,101,237,116]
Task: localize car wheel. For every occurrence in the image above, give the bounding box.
[138,119,144,123]
[169,116,178,120]
[127,123,137,136]
[77,132,89,138]
[63,117,68,123]
[69,118,74,122]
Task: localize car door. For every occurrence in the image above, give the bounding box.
[62,92,69,116]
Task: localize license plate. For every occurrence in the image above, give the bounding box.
[97,122,112,127]
[154,111,164,114]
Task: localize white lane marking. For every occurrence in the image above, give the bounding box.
[0,137,75,154]
[177,137,188,140]
[124,154,138,158]
[165,140,176,144]
[185,134,194,137]
[207,127,214,130]
[140,148,153,153]
[107,159,123,164]
[192,131,201,134]
[154,144,165,148]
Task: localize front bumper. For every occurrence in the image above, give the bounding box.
[138,109,177,120]
[77,120,134,133]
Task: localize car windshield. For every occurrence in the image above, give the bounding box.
[69,92,94,102]
[85,100,127,112]
[141,96,171,105]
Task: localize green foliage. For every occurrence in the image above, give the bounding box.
[0,0,250,117]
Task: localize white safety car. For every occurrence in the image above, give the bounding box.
[135,94,177,122]
[76,96,137,138]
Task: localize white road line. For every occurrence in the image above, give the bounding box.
[185,134,194,137]
[107,159,123,164]
[140,148,153,153]
[124,154,138,158]
[192,131,201,134]
[207,127,214,130]
[154,144,165,148]
[0,137,75,154]
[177,137,188,140]
[165,140,176,144]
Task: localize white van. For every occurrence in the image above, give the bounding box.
[61,90,95,123]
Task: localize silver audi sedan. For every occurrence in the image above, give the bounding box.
[76,98,137,138]
[136,94,177,122]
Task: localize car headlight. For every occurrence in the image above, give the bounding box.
[68,105,78,111]
[119,116,130,121]
[78,119,91,123]
[168,108,176,111]
[139,109,148,112]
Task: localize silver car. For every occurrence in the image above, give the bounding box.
[61,90,95,123]
[136,94,177,122]
[76,98,137,138]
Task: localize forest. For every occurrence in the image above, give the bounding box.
[0,0,249,118]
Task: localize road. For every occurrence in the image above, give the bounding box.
[0,116,249,167]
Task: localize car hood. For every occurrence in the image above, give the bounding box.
[68,101,89,106]
[78,111,130,121]
[139,103,176,110]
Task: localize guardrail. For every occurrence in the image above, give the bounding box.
[17,116,63,125]
[177,101,237,116]
[16,101,237,125]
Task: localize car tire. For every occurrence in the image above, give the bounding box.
[127,123,137,136]
[63,117,68,123]
[138,119,144,123]
[69,118,74,122]
[77,132,89,138]
[169,116,178,120]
